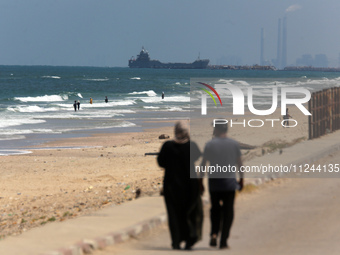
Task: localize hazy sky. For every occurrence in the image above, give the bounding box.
[1,0,339,67]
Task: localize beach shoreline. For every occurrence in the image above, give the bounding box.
[0,117,184,155]
[0,106,309,238]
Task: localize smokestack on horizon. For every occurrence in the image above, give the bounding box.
[281,16,287,68]
[260,28,265,65]
[276,18,282,69]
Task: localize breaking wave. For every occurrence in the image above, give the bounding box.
[129,90,157,97]
[14,94,68,102]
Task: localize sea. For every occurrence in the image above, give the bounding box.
[1,65,340,155]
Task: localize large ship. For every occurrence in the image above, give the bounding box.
[128,47,209,69]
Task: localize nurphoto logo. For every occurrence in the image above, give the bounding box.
[195,81,312,128]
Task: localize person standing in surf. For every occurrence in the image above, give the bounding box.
[73,101,77,111]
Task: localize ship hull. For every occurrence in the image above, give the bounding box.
[128,59,209,69]
[129,47,209,69]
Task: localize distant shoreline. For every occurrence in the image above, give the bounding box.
[0,118,179,156]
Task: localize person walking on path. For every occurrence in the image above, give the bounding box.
[283,108,292,128]
[157,121,203,250]
[201,122,243,249]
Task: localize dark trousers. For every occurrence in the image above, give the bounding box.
[164,187,203,249]
[210,191,235,245]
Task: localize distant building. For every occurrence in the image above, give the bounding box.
[314,54,328,67]
[296,54,328,68]
[296,54,314,66]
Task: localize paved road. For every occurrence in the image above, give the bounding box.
[93,150,340,255]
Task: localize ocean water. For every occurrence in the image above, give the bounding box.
[1,65,339,154]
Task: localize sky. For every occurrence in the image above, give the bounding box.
[0,0,340,67]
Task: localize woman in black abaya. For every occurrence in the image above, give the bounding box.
[157,121,203,250]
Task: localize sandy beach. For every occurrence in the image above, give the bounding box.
[0,107,309,238]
